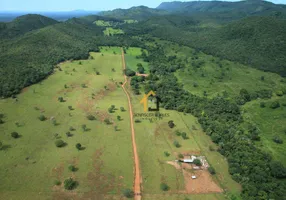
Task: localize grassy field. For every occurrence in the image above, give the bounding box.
[125,47,149,73]
[242,96,286,166]
[103,27,124,36]
[0,50,134,199]
[157,41,286,98]
[124,19,138,24]
[94,20,112,26]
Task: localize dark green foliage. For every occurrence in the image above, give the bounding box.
[135,119,141,123]
[66,132,72,137]
[122,188,134,198]
[193,159,202,166]
[55,140,65,147]
[117,115,121,121]
[181,132,188,140]
[125,69,136,76]
[87,115,96,120]
[58,97,64,102]
[164,151,170,157]
[104,118,111,125]
[276,90,284,96]
[38,115,46,121]
[68,165,77,172]
[76,143,82,150]
[260,102,266,108]
[178,153,184,159]
[208,166,216,175]
[68,106,73,110]
[120,107,125,112]
[273,136,283,144]
[175,130,181,136]
[160,183,169,191]
[173,140,180,148]
[11,132,19,138]
[81,124,87,132]
[64,178,77,190]
[0,21,101,97]
[69,126,75,131]
[168,120,175,128]
[270,101,280,109]
[270,161,286,178]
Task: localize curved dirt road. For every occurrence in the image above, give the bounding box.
[121,48,142,200]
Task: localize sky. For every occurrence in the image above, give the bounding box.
[0,0,285,12]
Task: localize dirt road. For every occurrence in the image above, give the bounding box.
[121,48,142,200]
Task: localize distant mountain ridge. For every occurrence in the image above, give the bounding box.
[157,0,286,19]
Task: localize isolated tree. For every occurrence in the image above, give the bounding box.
[194,159,202,166]
[175,130,181,136]
[160,183,169,191]
[87,115,96,120]
[270,101,280,109]
[120,107,125,112]
[178,153,184,159]
[117,116,121,121]
[104,118,111,125]
[76,143,82,150]
[122,188,134,198]
[68,165,77,172]
[54,180,61,186]
[96,71,100,75]
[11,132,19,138]
[55,140,65,147]
[164,151,170,157]
[38,115,46,121]
[58,97,64,102]
[0,141,2,150]
[273,136,283,144]
[64,84,68,89]
[66,132,72,137]
[64,178,77,190]
[69,126,75,131]
[168,120,175,128]
[173,140,180,148]
[181,132,188,140]
[137,66,145,74]
[68,106,73,110]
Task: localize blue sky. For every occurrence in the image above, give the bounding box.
[1,0,285,11]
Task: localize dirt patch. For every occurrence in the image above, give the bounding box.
[166,161,223,194]
[51,162,65,180]
[21,87,29,93]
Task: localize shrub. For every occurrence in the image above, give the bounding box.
[55,140,65,147]
[175,130,181,136]
[76,143,82,150]
[273,136,283,144]
[68,165,77,172]
[120,107,125,112]
[38,115,46,121]
[168,120,175,128]
[54,180,61,186]
[87,115,96,120]
[68,106,73,110]
[135,119,141,123]
[58,97,64,102]
[164,151,170,157]
[64,178,77,190]
[117,116,121,121]
[66,132,72,137]
[178,153,184,159]
[104,118,111,125]
[11,132,19,138]
[270,101,280,109]
[181,132,188,140]
[173,140,181,148]
[208,166,216,175]
[122,188,134,198]
[82,124,87,131]
[194,159,202,166]
[260,102,266,108]
[160,183,169,191]
[0,119,4,124]
[276,91,284,96]
[125,69,136,76]
[69,126,75,131]
[81,84,87,88]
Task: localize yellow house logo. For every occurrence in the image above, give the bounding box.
[140,90,160,112]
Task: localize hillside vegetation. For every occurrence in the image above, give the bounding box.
[0,14,58,39]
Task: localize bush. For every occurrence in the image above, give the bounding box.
[104,118,111,124]
[270,101,280,109]
[64,178,77,190]
[69,126,75,131]
[120,107,125,112]
[11,132,19,138]
[276,91,284,96]
[160,183,169,191]
[193,159,202,166]
[181,132,188,140]
[55,140,65,147]
[38,115,46,121]
[117,116,121,121]
[168,120,175,128]
[173,140,181,148]
[164,151,170,157]
[273,136,283,144]
[87,115,96,120]
[122,188,134,198]
[178,153,184,159]
[208,166,216,175]
[82,124,87,131]
[76,143,82,150]
[68,106,73,110]
[125,69,136,76]
[175,130,181,136]
[68,165,77,172]
[260,102,266,108]
[58,97,64,102]
[66,132,72,137]
[135,119,141,123]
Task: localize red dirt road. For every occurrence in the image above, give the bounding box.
[121,48,142,200]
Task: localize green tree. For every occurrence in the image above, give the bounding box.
[38,115,46,121]
[260,102,266,108]
[64,178,77,190]
[208,166,216,175]
[120,107,125,112]
[76,143,82,150]
[164,151,170,157]
[173,140,180,148]
[11,132,19,138]
[68,165,77,172]
[270,101,280,109]
[58,97,64,102]
[193,159,202,166]
[68,106,73,110]
[117,116,121,121]
[82,124,87,131]
[87,115,96,120]
[160,183,169,191]
[54,180,61,186]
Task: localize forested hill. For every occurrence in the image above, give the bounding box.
[0,14,58,39]
[99,6,169,20]
[125,15,286,76]
[157,0,286,19]
[66,15,123,25]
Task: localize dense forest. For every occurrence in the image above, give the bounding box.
[137,43,286,200]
